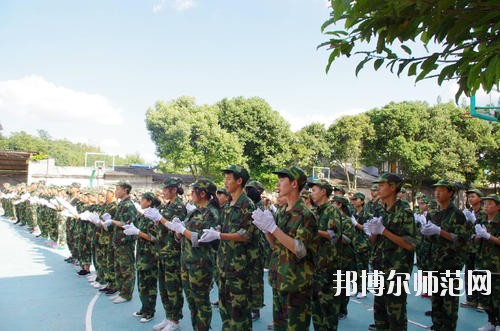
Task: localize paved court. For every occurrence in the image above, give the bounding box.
[0,216,488,331]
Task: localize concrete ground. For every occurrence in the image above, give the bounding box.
[0,216,488,331]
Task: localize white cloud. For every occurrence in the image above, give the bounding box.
[282,108,366,132]
[0,75,124,125]
[153,0,196,13]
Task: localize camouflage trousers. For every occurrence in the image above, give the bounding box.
[374,287,408,330]
[138,267,158,315]
[37,207,48,237]
[113,244,135,300]
[158,255,183,321]
[106,242,116,289]
[66,218,76,257]
[479,273,500,326]
[56,215,66,248]
[312,273,338,331]
[464,253,479,304]
[182,264,213,331]
[430,277,460,331]
[218,273,252,331]
[272,287,311,331]
[249,259,264,310]
[78,225,92,265]
[93,240,106,284]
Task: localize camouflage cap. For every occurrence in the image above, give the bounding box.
[191,178,217,195]
[70,182,81,188]
[482,194,500,204]
[421,197,431,204]
[216,187,230,196]
[466,188,484,197]
[415,192,426,198]
[163,177,183,188]
[373,173,403,186]
[400,187,407,193]
[307,179,333,196]
[245,180,265,194]
[370,184,378,191]
[351,192,365,201]
[331,194,349,206]
[273,166,307,189]
[141,192,157,201]
[432,179,455,191]
[222,164,250,183]
[333,185,346,193]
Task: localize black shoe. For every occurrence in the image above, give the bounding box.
[99,286,110,292]
[211,301,219,306]
[252,310,260,321]
[368,324,376,330]
[64,256,73,262]
[140,314,154,323]
[425,310,432,316]
[339,313,347,320]
[132,311,143,317]
[105,289,118,295]
[14,220,20,224]
[77,269,90,276]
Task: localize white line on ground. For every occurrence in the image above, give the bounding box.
[86,292,101,331]
[408,319,432,329]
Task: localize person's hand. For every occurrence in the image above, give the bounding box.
[421,222,441,236]
[198,227,221,243]
[351,215,358,226]
[88,212,101,224]
[169,217,186,234]
[185,202,196,213]
[79,210,92,221]
[252,210,277,234]
[463,209,476,224]
[102,213,112,221]
[143,208,163,222]
[362,222,371,236]
[123,223,140,236]
[251,209,264,222]
[414,213,426,226]
[475,224,491,240]
[367,217,385,235]
[102,219,113,229]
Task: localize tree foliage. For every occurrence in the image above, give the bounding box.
[320,0,500,100]
[145,96,244,180]
[289,123,331,173]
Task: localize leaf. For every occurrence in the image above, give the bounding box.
[374,58,384,70]
[401,44,412,55]
[408,62,419,76]
[355,57,371,76]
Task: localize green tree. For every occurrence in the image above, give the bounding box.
[327,113,374,190]
[146,96,244,180]
[289,123,331,173]
[320,0,500,100]
[216,97,293,179]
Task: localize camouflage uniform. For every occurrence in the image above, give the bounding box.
[97,201,117,288]
[136,213,159,316]
[157,196,186,321]
[181,197,219,331]
[217,190,255,330]
[249,197,265,313]
[269,198,318,331]
[476,196,500,327]
[65,197,79,260]
[352,201,372,285]
[311,200,342,331]
[112,196,137,300]
[371,198,415,331]
[424,199,467,331]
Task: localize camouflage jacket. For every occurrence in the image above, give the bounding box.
[157,197,186,259]
[476,213,500,273]
[112,197,137,246]
[181,205,219,267]
[269,198,318,292]
[424,203,467,272]
[372,199,416,274]
[352,206,372,253]
[97,201,118,245]
[217,192,255,278]
[136,213,159,270]
[313,202,341,272]
[366,199,384,217]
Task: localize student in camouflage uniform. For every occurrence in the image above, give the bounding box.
[148,178,187,331]
[308,179,341,330]
[420,180,467,331]
[474,194,500,331]
[198,165,256,331]
[350,192,372,299]
[366,184,384,217]
[64,183,80,264]
[176,178,220,331]
[366,173,416,331]
[108,181,137,303]
[123,192,161,322]
[244,179,266,321]
[253,166,318,331]
[461,188,486,309]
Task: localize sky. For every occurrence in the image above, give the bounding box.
[0,0,492,164]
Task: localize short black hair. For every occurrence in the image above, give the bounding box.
[118,182,132,194]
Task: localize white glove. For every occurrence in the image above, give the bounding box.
[198,227,221,243]
[143,208,163,222]
[421,222,441,236]
[102,213,112,221]
[252,208,264,221]
[414,213,426,226]
[351,215,358,226]
[463,209,476,224]
[367,217,385,235]
[79,210,92,221]
[88,212,101,224]
[475,224,491,240]
[123,223,140,236]
[102,219,113,229]
[252,209,277,234]
[362,222,371,236]
[168,217,186,234]
[186,202,197,213]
